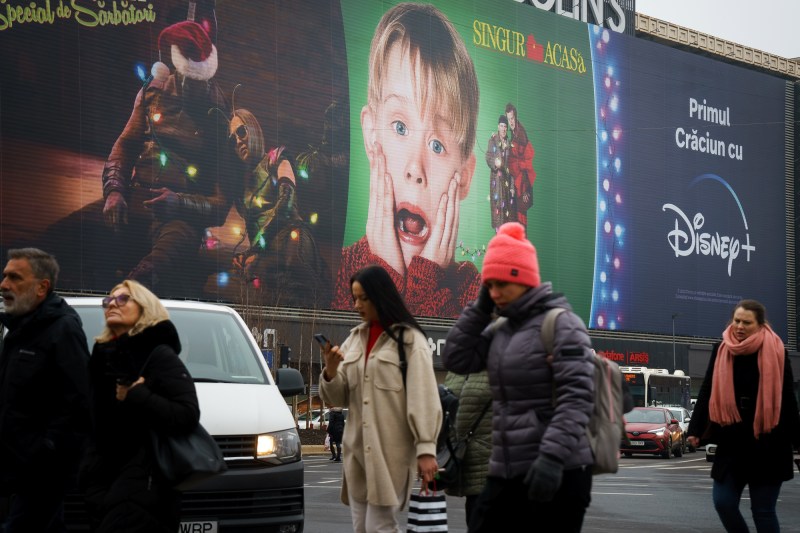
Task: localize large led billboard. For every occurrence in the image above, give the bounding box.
[0,0,791,339]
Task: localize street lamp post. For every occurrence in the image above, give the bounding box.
[671,313,679,372]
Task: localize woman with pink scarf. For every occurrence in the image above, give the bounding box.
[687,300,800,532]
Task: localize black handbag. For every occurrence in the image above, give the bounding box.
[150,422,227,490]
[137,346,227,490]
[436,399,491,488]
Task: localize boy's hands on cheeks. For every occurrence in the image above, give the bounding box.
[366,141,406,276]
[421,172,460,268]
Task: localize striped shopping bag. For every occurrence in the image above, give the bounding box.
[407,481,447,532]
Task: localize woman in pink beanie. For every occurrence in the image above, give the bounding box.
[442,221,595,532]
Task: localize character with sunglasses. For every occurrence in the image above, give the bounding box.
[220,107,330,307]
[100,21,234,298]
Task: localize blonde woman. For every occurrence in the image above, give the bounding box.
[82,280,199,532]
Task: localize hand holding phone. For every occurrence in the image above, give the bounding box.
[313,333,330,347]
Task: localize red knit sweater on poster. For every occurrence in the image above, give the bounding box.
[331,236,482,318]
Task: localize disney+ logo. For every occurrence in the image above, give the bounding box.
[661,174,756,277]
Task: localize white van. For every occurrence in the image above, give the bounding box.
[66,298,306,533]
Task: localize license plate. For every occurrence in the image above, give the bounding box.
[178,522,218,533]
[629,440,645,446]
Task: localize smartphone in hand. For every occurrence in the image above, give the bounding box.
[313,333,330,347]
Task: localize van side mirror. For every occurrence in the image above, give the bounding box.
[275,368,305,396]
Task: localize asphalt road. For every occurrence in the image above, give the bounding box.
[303,449,800,532]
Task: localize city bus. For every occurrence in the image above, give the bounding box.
[620,367,692,410]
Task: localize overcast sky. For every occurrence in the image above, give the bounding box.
[636,0,800,60]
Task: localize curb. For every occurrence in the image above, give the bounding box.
[302,445,328,455]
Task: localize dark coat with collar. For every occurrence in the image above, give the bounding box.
[327,409,345,442]
[0,292,91,493]
[83,319,199,533]
[687,342,800,483]
[442,282,595,478]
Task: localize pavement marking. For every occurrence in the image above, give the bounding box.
[592,492,653,496]
[593,482,653,487]
[619,464,710,469]
[658,466,712,470]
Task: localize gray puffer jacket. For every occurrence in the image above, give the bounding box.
[442,282,594,479]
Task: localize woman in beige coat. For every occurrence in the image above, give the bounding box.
[320,265,442,533]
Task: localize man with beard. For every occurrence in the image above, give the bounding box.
[0,248,91,532]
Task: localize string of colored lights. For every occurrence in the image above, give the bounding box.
[589,26,627,331]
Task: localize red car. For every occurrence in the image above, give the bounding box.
[621,407,684,459]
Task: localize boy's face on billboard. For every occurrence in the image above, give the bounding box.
[362,43,475,263]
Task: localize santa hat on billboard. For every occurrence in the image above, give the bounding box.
[156,20,218,81]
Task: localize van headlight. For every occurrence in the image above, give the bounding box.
[256,428,302,464]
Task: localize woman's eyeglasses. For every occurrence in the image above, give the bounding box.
[102,294,131,309]
[231,124,248,141]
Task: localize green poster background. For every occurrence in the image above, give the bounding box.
[340,0,596,319]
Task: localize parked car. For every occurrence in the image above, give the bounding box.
[297,409,325,429]
[706,442,717,462]
[298,408,349,430]
[307,408,350,429]
[621,407,684,459]
[63,298,306,532]
[665,406,696,452]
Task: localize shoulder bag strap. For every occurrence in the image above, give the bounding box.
[396,326,407,388]
[540,308,566,406]
[463,399,492,442]
[540,308,566,355]
[137,344,168,376]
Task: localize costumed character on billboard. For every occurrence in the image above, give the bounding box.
[216,105,330,307]
[505,103,535,229]
[101,20,233,297]
[486,114,516,231]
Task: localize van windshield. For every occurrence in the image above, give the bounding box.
[76,306,267,384]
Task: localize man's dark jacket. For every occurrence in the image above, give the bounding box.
[0,293,91,491]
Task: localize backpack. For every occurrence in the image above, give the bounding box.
[434,383,490,488]
[540,308,624,475]
[396,328,487,487]
[437,384,460,452]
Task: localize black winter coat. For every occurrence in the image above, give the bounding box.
[0,293,91,492]
[687,342,800,483]
[327,409,345,441]
[83,320,200,533]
